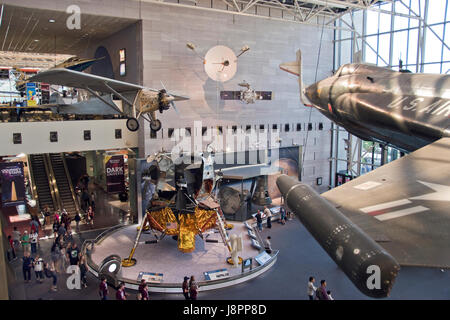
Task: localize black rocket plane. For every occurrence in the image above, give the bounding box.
[278,50,450,298]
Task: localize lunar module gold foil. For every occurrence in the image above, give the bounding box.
[146,206,217,252]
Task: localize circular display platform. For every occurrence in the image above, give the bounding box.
[84,223,277,293]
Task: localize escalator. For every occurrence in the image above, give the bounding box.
[48,153,80,217]
[28,154,56,213]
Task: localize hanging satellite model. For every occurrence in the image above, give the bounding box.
[187,43,250,82]
[220,80,273,104]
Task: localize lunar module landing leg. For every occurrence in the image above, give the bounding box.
[122,215,148,267]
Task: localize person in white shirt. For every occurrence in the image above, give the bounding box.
[12,227,21,247]
[30,231,39,254]
[33,255,44,283]
[307,276,317,300]
[264,206,272,229]
[327,290,334,300]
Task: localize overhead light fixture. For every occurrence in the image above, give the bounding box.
[49,19,55,23]
[16,153,26,158]
[33,39,39,42]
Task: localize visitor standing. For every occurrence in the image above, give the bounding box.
[33,254,44,283]
[138,279,148,300]
[30,230,39,255]
[254,210,263,231]
[307,276,317,300]
[74,212,81,232]
[189,275,198,300]
[12,227,21,248]
[99,277,109,300]
[22,251,34,283]
[264,206,272,229]
[7,235,16,261]
[182,276,190,300]
[21,231,31,254]
[315,280,330,300]
[79,255,88,288]
[116,283,128,300]
[264,236,272,254]
[44,262,58,291]
[67,242,81,266]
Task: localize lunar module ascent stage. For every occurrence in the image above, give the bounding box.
[121,152,241,267]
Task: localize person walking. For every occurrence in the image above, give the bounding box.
[254,210,263,231]
[264,206,272,229]
[74,212,81,232]
[315,280,331,300]
[182,276,190,300]
[33,254,44,283]
[30,230,39,255]
[189,275,198,300]
[12,227,21,248]
[264,236,272,254]
[116,283,128,300]
[21,231,31,254]
[50,240,62,273]
[7,235,16,261]
[99,277,109,300]
[79,255,88,288]
[138,279,149,300]
[22,251,34,283]
[67,242,81,266]
[307,276,317,300]
[279,207,286,225]
[44,262,58,291]
[87,205,94,226]
[90,191,96,211]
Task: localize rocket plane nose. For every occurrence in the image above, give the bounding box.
[305,83,319,105]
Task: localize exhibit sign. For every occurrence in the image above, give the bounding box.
[254,251,272,266]
[0,162,26,207]
[105,155,125,194]
[26,82,38,106]
[137,272,163,283]
[204,268,229,281]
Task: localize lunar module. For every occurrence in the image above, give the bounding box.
[122,152,238,267]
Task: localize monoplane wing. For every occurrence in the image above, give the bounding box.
[321,137,450,268]
[28,68,152,93]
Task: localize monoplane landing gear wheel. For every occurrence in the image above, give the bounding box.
[150,119,162,131]
[126,118,139,131]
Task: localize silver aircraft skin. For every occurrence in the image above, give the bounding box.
[279,50,450,299]
[281,50,450,152]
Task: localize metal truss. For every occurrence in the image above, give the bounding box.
[141,0,416,31]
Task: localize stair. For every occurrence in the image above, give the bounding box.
[216,208,231,252]
[49,153,78,218]
[29,154,55,212]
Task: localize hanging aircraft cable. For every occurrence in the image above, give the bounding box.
[301,7,327,175]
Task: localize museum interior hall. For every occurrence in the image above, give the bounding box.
[0,0,449,302]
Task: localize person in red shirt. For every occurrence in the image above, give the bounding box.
[138,279,149,300]
[116,283,127,300]
[7,235,16,261]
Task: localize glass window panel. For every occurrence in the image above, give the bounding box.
[395,1,410,15]
[410,0,426,17]
[442,62,450,74]
[364,35,378,64]
[443,22,450,61]
[394,16,410,31]
[379,13,392,33]
[427,0,447,25]
[340,40,352,64]
[425,25,444,63]
[366,10,379,35]
[407,28,419,66]
[392,31,408,67]
[378,33,391,65]
[423,63,442,74]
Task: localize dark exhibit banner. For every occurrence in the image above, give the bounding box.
[0,162,26,207]
[105,155,125,194]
